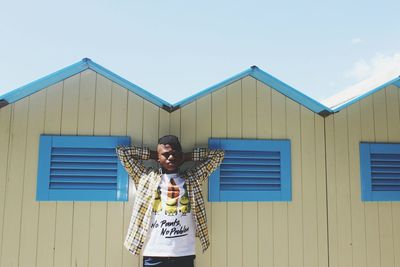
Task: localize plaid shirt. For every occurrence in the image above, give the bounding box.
[116,146,224,255]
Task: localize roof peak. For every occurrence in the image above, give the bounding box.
[0,59,333,115]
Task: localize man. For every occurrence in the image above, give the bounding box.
[116,135,224,267]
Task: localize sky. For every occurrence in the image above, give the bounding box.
[1,0,400,105]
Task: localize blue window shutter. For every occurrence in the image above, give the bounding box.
[360,142,400,201]
[36,135,130,201]
[208,138,291,202]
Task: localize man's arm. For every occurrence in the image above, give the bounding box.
[116,145,154,186]
[184,148,224,183]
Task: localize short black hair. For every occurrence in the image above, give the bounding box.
[158,135,182,152]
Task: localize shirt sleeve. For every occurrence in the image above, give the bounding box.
[186,148,225,183]
[116,145,151,186]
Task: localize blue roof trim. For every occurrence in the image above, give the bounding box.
[11,58,400,114]
[0,58,171,109]
[0,59,333,114]
[173,68,254,107]
[85,59,171,108]
[250,67,331,114]
[174,66,332,115]
[0,60,89,103]
[332,76,400,112]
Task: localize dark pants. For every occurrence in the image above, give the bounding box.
[143,255,195,267]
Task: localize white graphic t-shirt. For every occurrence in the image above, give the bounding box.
[142,173,196,257]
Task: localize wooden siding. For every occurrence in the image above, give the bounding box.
[174,76,328,267]
[0,104,12,265]
[325,84,400,267]
[0,70,166,267]
[0,71,331,267]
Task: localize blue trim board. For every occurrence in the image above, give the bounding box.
[208,168,221,201]
[0,59,333,115]
[174,66,332,115]
[37,136,53,201]
[250,67,331,114]
[332,76,400,112]
[0,60,88,104]
[47,189,118,201]
[0,58,171,109]
[173,68,254,108]
[360,143,372,201]
[86,59,171,108]
[394,79,400,88]
[2,58,396,114]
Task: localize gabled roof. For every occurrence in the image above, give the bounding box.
[0,58,170,109]
[0,58,332,114]
[322,72,400,112]
[174,66,331,115]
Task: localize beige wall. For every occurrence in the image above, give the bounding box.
[8,68,397,267]
[173,76,328,267]
[325,85,400,267]
[0,70,168,267]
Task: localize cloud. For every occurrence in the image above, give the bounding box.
[351,38,363,45]
[323,52,400,109]
[346,52,400,81]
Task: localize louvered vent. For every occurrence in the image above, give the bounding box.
[370,153,400,191]
[220,150,281,192]
[50,147,118,190]
[37,135,130,201]
[208,138,291,202]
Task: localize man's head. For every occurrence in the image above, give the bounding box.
[157,135,183,173]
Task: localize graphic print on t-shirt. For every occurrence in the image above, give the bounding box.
[144,174,196,256]
[178,192,190,215]
[165,178,179,215]
[152,187,162,213]
[152,178,191,215]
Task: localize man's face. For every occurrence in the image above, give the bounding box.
[157,144,183,173]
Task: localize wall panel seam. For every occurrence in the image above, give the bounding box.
[314,114,321,267]
[346,108,355,267]
[17,96,32,267]
[0,104,14,264]
[324,115,333,267]
[300,106,305,267]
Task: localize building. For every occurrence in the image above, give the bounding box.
[0,58,399,267]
